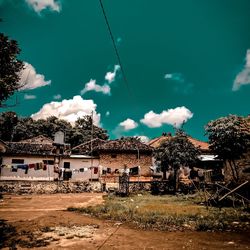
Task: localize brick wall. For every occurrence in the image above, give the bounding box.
[99,152,152,176]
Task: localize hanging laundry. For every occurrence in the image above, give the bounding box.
[84,167,88,172]
[11,166,18,172]
[29,163,35,169]
[24,165,29,174]
[54,165,59,173]
[35,163,39,170]
[79,168,84,172]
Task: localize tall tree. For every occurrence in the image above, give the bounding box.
[155,129,200,193]
[0,33,24,106]
[0,111,18,141]
[0,112,109,147]
[69,116,108,147]
[205,114,250,183]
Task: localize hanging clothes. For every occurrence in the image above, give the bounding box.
[11,166,18,172]
[29,163,35,169]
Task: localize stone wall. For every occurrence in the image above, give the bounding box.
[0,180,101,194]
[99,152,152,176]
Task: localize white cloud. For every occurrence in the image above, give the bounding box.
[25,0,61,13]
[105,65,120,83]
[140,106,193,128]
[233,49,250,91]
[80,79,110,95]
[119,118,138,130]
[137,135,150,143]
[31,95,100,126]
[53,94,61,100]
[19,62,51,90]
[164,73,184,82]
[105,111,110,117]
[24,94,36,100]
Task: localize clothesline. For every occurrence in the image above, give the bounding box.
[1,162,48,174]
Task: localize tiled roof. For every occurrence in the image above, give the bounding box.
[5,141,55,156]
[72,138,153,155]
[148,135,210,151]
[4,136,70,156]
[71,138,105,155]
[20,135,54,144]
[98,139,153,153]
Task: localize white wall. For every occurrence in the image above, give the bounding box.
[0,155,100,181]
[62,157,100,181]
[1,155,55,181]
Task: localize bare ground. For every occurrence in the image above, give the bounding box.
[0,193,249,250]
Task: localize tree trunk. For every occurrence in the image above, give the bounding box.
[173,168,178,194]
[228,160,238,183]
[232,159,239,183]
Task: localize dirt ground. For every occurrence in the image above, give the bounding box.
[0,193,249,250]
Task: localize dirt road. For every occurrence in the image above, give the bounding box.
[0,193,249,249]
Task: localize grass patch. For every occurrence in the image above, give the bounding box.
[68,194,250,232]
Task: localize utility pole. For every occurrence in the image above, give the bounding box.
[90,111,94,182]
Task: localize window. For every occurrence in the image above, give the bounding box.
[111,154,117,158]
[64,162,70,169]
[11,159,24,164]
[43,160,54,165]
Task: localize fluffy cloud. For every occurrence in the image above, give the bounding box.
[19,62,51,90]
[53,94,61,100]
[31,95,100,125]
[25,0,61,13]
[80,79,110,95]
[119,118,138,130]
[105,65,120,83]
[137,135,150,143]
[24,94,36,100]
[233,49,250,91]
[140,106,193,128]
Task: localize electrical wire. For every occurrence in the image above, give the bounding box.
[99,0,133,98]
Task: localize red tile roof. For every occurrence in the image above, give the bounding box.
[148,135,210,152]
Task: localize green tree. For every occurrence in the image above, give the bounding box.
[205,114,250,183]
[0,33,24,106]
[155,129,200,193]
[0,112,109,147]
[0,111,18,141]
[69,116,108,147]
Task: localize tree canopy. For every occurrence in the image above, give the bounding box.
[0,33,24,106]
[205,114,250,182]
[0,112,109,147]
[154,129,200,192]
[155,129,200,170]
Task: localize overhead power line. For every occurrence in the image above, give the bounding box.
[99,0,133,97]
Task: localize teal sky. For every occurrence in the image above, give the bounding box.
[1,0,250,141]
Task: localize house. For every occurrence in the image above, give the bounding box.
[0,139,7,154]
[71,138,154,176]
[0,135,100,181]
[148,133,223,182]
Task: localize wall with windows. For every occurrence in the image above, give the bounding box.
[99,152,153,176]
[61,157,100,181]
[0,155,101,181]
[0,155,56,181]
